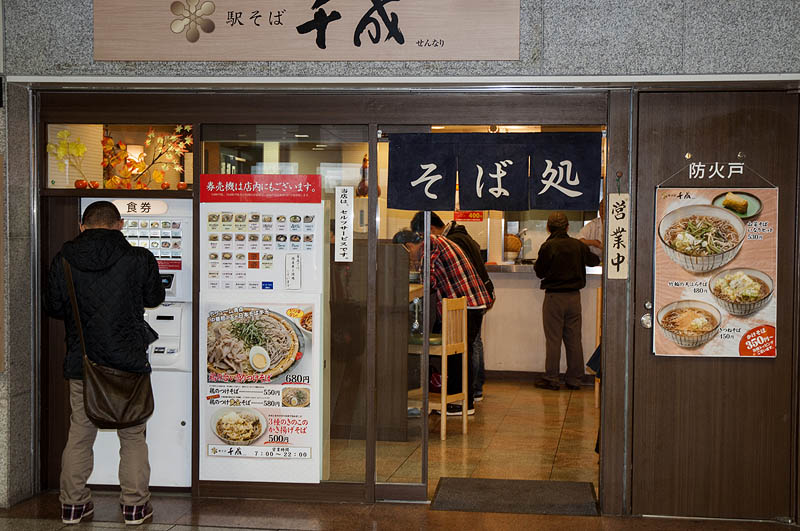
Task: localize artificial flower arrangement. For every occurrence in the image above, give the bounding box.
[102,125,192,190]
[46,130,97,188]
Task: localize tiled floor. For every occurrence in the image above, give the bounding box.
[331,374,600,498]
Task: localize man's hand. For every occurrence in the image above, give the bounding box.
[579,238,602,250]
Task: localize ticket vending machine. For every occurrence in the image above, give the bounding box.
[81,198,192,488]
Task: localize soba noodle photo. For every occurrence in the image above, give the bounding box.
[660,307,718,337]
[207,310,299,381]
[664,215,739,256]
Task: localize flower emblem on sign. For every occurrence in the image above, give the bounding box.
[170,0,216,43]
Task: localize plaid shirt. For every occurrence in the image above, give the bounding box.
[427,235,492,315]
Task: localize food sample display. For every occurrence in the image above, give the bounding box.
[654,188,777,357]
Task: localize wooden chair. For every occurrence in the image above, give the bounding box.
[409,296,468,440]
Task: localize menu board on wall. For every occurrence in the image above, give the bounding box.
[653,188,777,357]
[199,174,324,483]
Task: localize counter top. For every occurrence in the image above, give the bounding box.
[486,264,603,276]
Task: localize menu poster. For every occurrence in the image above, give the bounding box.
[201,203,324,293]
[653,188,777,357]
[200,298,321,482]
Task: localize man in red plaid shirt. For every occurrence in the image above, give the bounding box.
[400,231,492,415]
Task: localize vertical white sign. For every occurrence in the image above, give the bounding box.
[335,186,354,263]
[606,193,630,280]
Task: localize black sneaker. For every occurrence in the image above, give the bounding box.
[446,404,475,416]
[62,501,94,524]
[534,379,560,391]
[122,501,153,526]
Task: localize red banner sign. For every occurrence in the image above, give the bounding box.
[200,174,322,203]
[454,211,484,222]
[157,259,182,271]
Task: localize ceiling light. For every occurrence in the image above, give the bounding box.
[430,126,445,130]
[295,134,310,138]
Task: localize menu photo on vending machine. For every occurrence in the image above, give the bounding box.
[81,197,193,488]
[198,174,327,484]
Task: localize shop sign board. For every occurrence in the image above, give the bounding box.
[387,133,602,212]
[94,0,520,61]
[199,173,324,483]
[606,193,629,280]
[653,187,777,357]
[335,186,353,263]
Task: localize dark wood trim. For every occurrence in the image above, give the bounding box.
[600,89,635,516]
[190,122,202,497]
[365,123,379,501]
[197,480,367,502]
[40,189,193,199]
[375,483,427,501]
[794,96,800,523]
[38,91,609,126]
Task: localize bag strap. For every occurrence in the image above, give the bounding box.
[62,257,88,362]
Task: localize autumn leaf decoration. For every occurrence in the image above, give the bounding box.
[102,125,192,189]
[47,129,89,182]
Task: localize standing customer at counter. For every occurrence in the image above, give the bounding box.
[45,201,165,526]
[533,212,600,391]
[398,229,492,415]
[410,212,495,401]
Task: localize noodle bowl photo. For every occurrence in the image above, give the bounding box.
[709,268,773,316]
[211,407,266,445]
[207,308,302,382]
[657,300,721,349]
[658,205,745,273]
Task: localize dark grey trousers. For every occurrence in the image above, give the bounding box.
[542,291,585,387]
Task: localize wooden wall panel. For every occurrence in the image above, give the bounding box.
[632,92,798,519]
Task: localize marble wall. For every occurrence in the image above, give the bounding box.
[0,84,35,508]
[2,0,799,77]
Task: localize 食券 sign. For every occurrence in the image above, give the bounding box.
[95,0,520,61]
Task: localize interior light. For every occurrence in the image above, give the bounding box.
[295,134,310,138]
[430,126,445,130]
[126,144,144,162]
[315,144,328,148]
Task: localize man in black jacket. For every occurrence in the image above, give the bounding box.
[533,212,600,391]
[45,201,165,525]
[411,212,495,402]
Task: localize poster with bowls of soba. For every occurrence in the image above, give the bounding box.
[653,188,777,357]
[199,298,321,483]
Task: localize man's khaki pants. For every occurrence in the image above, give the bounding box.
[59,379,150,507]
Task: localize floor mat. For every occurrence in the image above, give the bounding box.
[430,477,598,516]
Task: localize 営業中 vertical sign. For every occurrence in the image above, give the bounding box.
[606,193,630,280]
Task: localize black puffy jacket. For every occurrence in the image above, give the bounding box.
[45,228,166,379]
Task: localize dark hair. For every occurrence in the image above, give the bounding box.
[392,229,422,245]
[82,201,121,227]
[410,211,444,233]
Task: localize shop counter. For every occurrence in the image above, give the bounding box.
[482,267,602,373]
